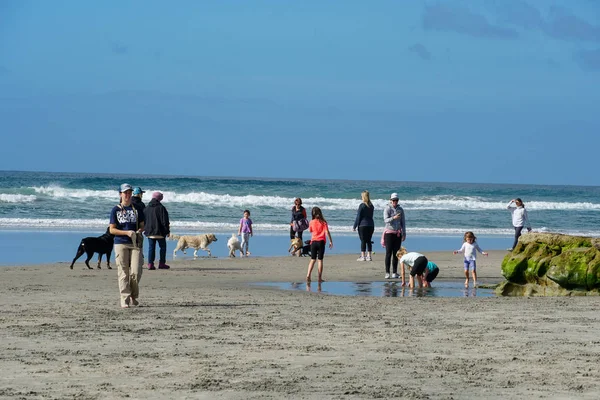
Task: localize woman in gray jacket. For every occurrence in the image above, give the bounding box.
[382,193,406,279]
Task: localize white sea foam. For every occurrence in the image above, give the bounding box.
[32,186,118,200]
[26,186,600,211]
[0,218,110,228]
[0,194,37,203]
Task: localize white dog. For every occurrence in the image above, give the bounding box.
[172,233,218,259]
[227,233,243,258]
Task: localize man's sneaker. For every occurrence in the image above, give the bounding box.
[357,256,366,261]
[385,273,390,279]
[391,273,399,279]
[148,263,156,270]
[366,256,372,261]
[158,263,170,270]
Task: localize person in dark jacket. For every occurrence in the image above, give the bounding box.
[131,187,146,213]
[132,187,147,263]
[290,197,308,241]
[353,190,375,262]
[143,191,170,270]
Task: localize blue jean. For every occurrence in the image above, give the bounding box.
[512,226,524,250]
[147,237,167,264]
[241,232,251,255]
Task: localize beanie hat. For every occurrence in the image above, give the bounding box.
[152,191,163,201]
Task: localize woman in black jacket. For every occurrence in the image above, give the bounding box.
[290,197,308,242]
[143,192,171,270]
[353,190,375,261]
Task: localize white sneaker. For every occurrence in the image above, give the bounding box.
[366,256,372,261]
[391,273,399,279]
[385,273,390,279]
[357,256,366,261]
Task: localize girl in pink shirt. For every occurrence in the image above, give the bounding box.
[306,207,333,283]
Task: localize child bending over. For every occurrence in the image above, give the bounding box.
[423,261,439,288]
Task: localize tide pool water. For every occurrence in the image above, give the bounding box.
[254,281,496,297]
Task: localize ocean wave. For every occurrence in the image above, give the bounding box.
[0,218,110,228]
[1,218,599,237]
[24,186,600,211]
[0,194,37,203]
[32,186,117,200]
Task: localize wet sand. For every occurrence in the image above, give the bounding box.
[1,251,599,399]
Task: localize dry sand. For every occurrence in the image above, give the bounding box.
[1,250,600,399]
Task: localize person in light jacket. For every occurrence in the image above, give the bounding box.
[382,192,406,279]
[507,198,531,251]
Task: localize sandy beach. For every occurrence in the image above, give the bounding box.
[2,250,599,399]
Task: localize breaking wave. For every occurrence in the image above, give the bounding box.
[24,186,600,211]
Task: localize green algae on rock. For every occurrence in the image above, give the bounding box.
[498,233,600,296]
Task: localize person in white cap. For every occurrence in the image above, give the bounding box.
[382,192,406,281]
[109,183,145,308]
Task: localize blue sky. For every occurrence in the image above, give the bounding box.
[1,0,599,185]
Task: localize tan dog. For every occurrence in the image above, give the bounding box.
[288,237,303,257]
[172,233,218,258]
[227,234,243,258]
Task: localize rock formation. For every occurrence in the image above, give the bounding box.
[497,233,600,296]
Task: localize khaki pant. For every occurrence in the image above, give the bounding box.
[115,243,143,307]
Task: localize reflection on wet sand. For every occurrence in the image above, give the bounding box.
[305,281,322,293]
[463,287,480,297]
[262,281,496,298]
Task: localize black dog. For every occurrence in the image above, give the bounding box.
[301,240,312,257]
[69,227,115,270]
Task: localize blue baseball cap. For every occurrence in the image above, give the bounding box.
[132,187,145,196]
[119,183,133,193]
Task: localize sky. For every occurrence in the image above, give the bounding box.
[1,0,599,185]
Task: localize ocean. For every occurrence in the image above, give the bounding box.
[1,170,599,265]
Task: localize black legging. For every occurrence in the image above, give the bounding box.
[384,233,403,274]
[358,226,375,252]
[290,226,303,241]
[512,226,524,249]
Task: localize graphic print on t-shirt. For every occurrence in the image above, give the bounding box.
[117,209,137,224]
